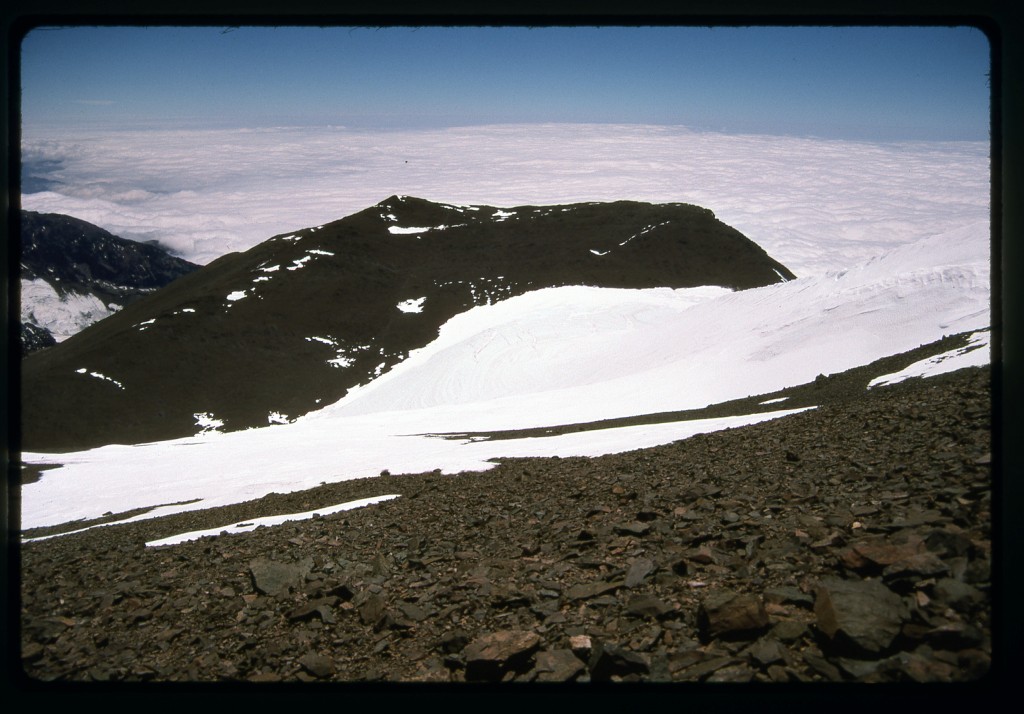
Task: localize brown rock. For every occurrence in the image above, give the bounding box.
[464,630,541,681]
[533,649,586,682]
[297,653,335,678]
[698,590,770,641]
[357,593,387,625]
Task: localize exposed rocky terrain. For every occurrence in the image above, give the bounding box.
[18,364,992,686]
[20,197,795,452]
[18,210,200,355]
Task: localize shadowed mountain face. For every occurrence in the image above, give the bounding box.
[19,211,200,354]
[21,196,796,453]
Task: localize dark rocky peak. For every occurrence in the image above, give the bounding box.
[20,211,199,301]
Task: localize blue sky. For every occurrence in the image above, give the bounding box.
[20,24,990,141]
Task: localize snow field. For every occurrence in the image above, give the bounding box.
[20,221,989,534]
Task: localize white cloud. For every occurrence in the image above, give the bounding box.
[21,124,989,274]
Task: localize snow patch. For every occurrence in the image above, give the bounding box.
[305,336,338,346]
[20,279,115,342]
[144,495,401,547]
[74,368,124,390]
[286,255,312,271]
[388,225,430,235]
[397,297,426,313]
[194,412,224,434]
[226,290,248,302]
[868,330,990,388]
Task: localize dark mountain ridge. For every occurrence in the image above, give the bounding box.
[18,210,200,354]
[20,196,796,453]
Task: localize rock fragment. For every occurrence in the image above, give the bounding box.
[698,590,770,641]
[248,557,313,596]
[463,630,541,681]
[814,577,905,655]
[587,642,650,681]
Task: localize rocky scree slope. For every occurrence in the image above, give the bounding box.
[18,210,199,354]
[20,197,795,453]
[19,365,991,684]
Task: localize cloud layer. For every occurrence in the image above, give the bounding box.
[21,123,989,275]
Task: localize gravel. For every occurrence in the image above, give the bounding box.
[18,366,992,684]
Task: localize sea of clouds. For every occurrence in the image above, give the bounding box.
[20,123,990,276]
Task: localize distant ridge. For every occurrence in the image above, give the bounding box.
[19,210,200,354]
[21,196,795,452]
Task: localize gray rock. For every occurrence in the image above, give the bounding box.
[588,642,650,681]
[803,651,843,681]
[438,628,470,654]
[626,594,673,619]
[248,557,313,597]
[565,579,624,601]
[706,663,755,682]
[770,620,809,643]
[814,577,905,655]
[746,637,785,667]
[625,558,655,587]
[297,652,335,678]
[763,585,814,609]
[613,522,651,536]
[931,578,984,609]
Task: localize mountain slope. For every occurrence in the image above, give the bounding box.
[19,210,200,353]
[19,222,988,531]
[20,196,795,452]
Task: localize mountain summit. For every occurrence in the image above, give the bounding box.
[21,196,795,452]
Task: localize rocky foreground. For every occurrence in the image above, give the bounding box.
[18,366,993,686]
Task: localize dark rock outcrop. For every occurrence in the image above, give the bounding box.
[18,210,199,353]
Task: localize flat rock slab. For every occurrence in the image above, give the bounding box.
[464,630,541,681]
[588,642,650,681]
[533,649,586,682]
[249,557,313,597]
[814,577,906,655]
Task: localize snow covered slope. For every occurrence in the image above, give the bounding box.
[20,220,989,532]
[20,197,794,452]
[326,222,988,431]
